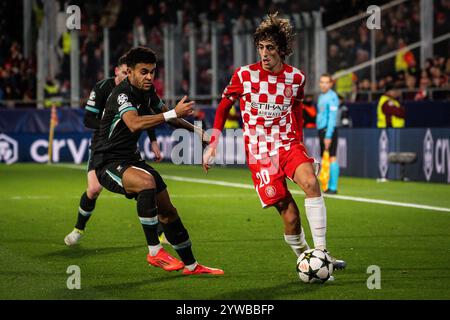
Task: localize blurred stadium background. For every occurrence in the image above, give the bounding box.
[0,0,449,183]
[0,0,450,300]
[1,0,450,104]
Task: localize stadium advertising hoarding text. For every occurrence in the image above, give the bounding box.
[1,128,449,183]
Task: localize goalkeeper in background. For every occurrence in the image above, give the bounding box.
[64,55,162,246]
[316,73,340,194]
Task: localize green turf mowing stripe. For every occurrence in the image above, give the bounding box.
[52,164,450,213]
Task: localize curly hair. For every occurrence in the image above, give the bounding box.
[125,46,157,68]
[254,12,295,59]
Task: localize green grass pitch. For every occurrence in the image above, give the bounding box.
[0,163,449,300]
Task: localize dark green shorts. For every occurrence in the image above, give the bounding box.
[96,159,167,199]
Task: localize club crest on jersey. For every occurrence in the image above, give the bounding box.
[89,91,96,101]
[284,85,293,98]
[265,185,277,198]
[117,93,128,105]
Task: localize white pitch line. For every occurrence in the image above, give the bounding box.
[163,175,450,213]
[316,194,450,212]
[53,164,450,213]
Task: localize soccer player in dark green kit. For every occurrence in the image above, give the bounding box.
[93,46,223,275]
[64,55,162,246]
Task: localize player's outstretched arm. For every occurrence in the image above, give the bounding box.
[122,110,165,132]
[202,145,216,173]
[160,104,211,145]
[202,97,234,173]
[123,96,194,132]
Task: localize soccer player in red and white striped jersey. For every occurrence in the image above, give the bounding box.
[203,13,346,272]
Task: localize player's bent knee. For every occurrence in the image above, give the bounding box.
[299,174,319,192]
[87,185,103,199]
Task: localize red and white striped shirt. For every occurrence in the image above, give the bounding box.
[212,62,306,160]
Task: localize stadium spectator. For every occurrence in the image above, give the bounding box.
[43,78,61,108]
[302,95,317,129]
[327,44,341,74]
[142,4,160,30]
[446,57,450,80]
[395,39,416,73]
[0,40,36,106]
[377,84,406,128]
[403,73,418,100]
[394,70,406,89]
[193,108,210,129]
[355,78,371,102]
[58,30,71,83]
[414,70,432,101]
[336,94,352,128]
[223,105,240,129]
[334,62,357,98]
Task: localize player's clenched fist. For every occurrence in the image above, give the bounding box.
[175,95,194,118]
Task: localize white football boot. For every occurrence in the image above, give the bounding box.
[64,228,84,246]
[324,249,347,270]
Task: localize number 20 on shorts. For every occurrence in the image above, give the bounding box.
[256,169,271,187]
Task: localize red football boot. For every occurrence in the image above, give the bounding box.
[182,263,224,275]
[147,248,184,271]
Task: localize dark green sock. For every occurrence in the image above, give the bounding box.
[75,192,96,230]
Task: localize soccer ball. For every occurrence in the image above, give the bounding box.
[296,249,334,283]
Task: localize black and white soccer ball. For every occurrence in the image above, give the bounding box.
[296,249,334,283]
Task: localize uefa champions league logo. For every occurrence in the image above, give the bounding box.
[117,94,128,105]
[378,130,388,180]
[423,129,434,181]
[0,133,18,164]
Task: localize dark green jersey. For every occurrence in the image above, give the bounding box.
[84,77,115,150]
[93,78,164,168]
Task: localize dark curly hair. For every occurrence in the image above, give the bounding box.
[125,46,157,68]
[254,12,295,59]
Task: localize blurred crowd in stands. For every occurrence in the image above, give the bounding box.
[329,0,450,101]
[0,0,449,108]
[0,1,36,107]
